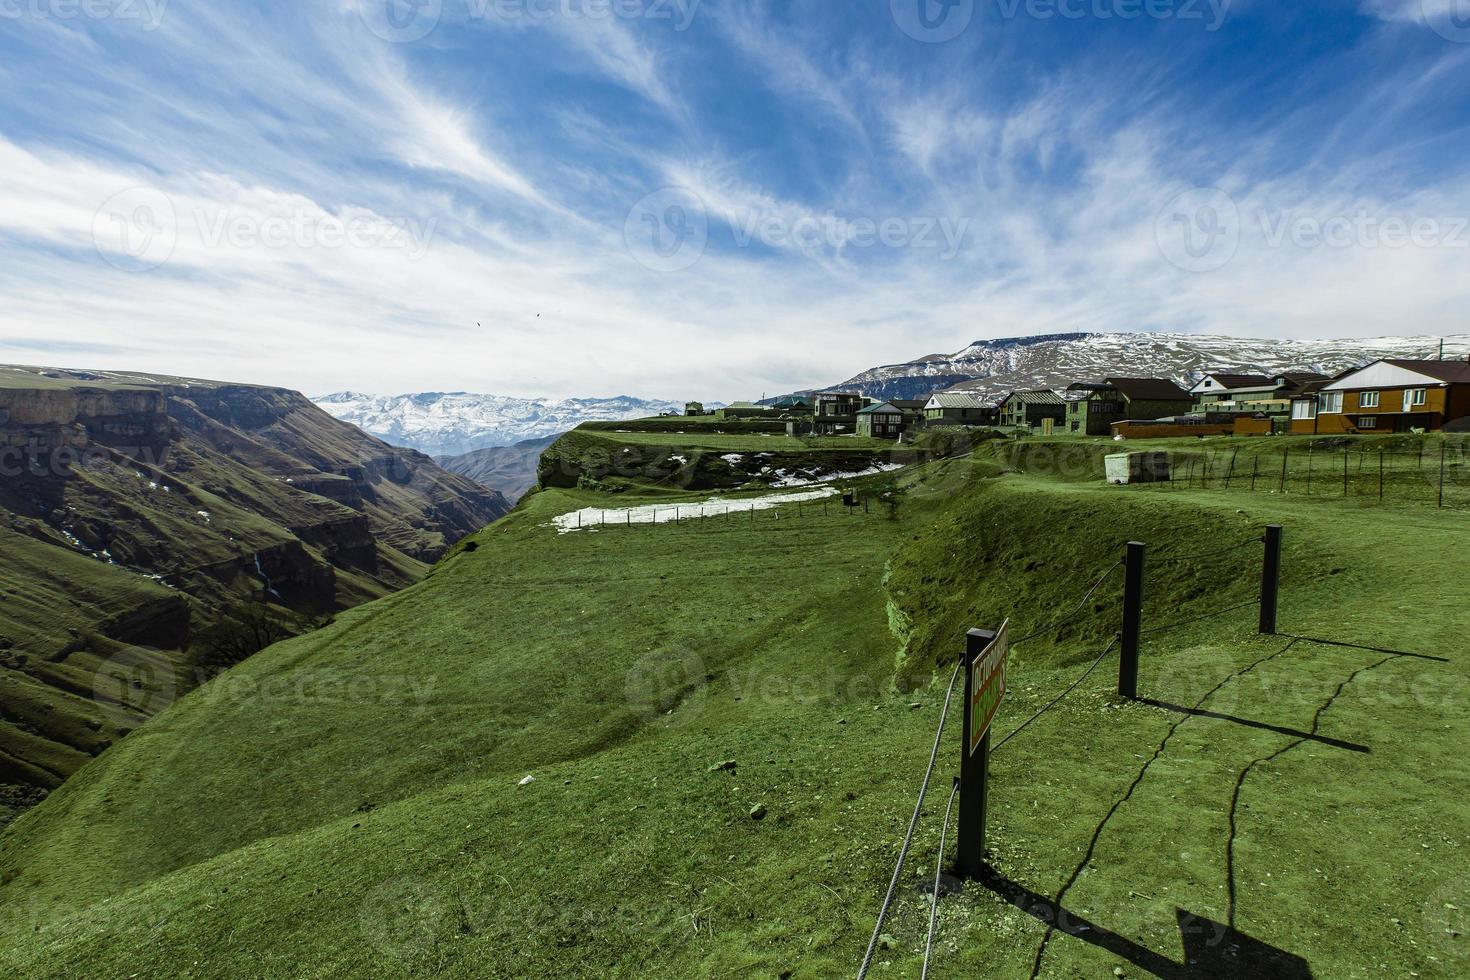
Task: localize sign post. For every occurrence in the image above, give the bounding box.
[957,621,1010,880]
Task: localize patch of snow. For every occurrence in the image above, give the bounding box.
[770,463,905,488]
[552,488,838,533]
[197,510,212,522]
[720,454,745,465]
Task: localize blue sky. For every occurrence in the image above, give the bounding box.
[1,0,1468,400]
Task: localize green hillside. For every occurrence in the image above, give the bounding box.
[0,434,1465,977]
[0,365,508,826]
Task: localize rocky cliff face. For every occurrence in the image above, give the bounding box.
[0,365,511,824]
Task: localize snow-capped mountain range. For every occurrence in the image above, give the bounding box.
[834,332,1470,401]
[313,392,692,456]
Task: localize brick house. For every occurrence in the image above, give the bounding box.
[1290,359,1470,434]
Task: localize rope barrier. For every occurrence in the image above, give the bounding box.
[856,659,963,980]
[1141,598,1260,637]
[1151,537,1264,564]
[1011,559,1124,646]
[993,635,1119,754]
[921,778,961,980]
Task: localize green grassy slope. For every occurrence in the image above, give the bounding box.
[1,439,1466,978]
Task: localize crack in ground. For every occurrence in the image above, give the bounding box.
[1224,654,1396,929]
[1027,637,1302,980]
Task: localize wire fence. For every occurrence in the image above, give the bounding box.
[1155,443,1470,509]
[867,537,1277,977]
[558,495,897,534]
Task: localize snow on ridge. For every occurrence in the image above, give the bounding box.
[836,331,1470,400]
[312,391,701,456]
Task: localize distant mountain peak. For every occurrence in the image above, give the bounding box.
[833,331,1470,402]
[314,391,694,456]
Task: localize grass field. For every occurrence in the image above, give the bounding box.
[1,435,1466,978]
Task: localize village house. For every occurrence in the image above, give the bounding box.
[1000,390,1066,430]
[811,391,867,434]
[684,401,708,417]
[855,402,905,439]
[1064,378,1194,435]
[770,395,814,415]
[1190,372,1330,424]
[1290,359,1470,434]
[923,392,997,427]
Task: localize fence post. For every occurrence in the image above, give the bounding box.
[1379,451,1385,501]
[1260,525,1282,635]
[1224,450,1239,489]
[1250,456,1259,492]
[1306,447,1313,495]
[1119,541,1145,699]
[1343,450,1349,497]
[1441,443,1448,509]
[1280,450,1289,493]
[957,628,995,879]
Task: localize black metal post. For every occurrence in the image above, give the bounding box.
[1441,443,1448,509]
[1260,525,1282,635]
[1119,541,1145,699]
[957,627,995,880]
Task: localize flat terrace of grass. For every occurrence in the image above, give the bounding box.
[1,455,1466,978]
[590,430,900,452]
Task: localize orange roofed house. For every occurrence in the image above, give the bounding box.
[1290,359,1470,434]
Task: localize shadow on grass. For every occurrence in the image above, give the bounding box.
[1291,636,1451,663]
[977,865,1314,979]
[1134,698,1370,754]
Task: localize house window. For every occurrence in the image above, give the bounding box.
[1409,388,1427,407]
[1292,400,1317,420]
[1360,391,1380,408]
[1320,391,1343,413]
[1358,416,1378,429]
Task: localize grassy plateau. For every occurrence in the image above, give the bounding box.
[0,431,1465,978]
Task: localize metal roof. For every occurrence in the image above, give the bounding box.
[1003,389,1065,406]
[926,392,989,408]
[1104,377,1193,401]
